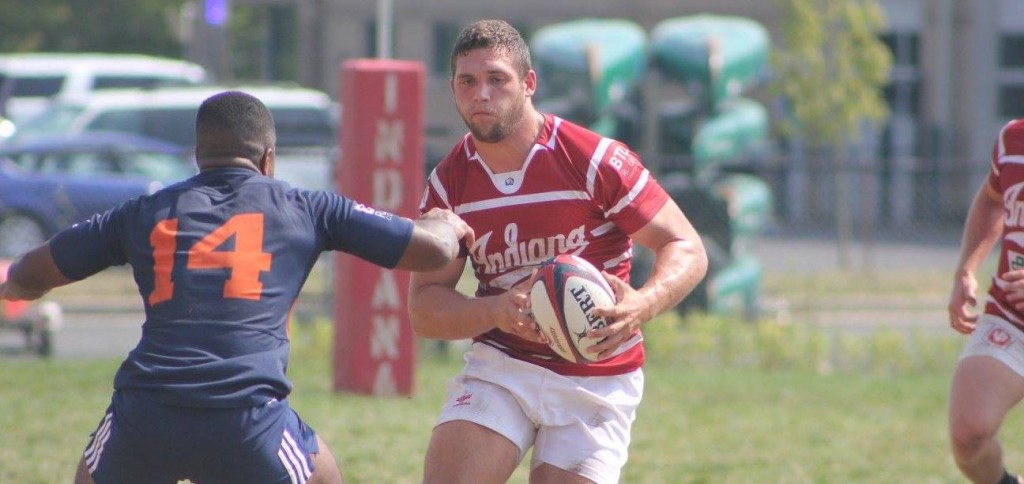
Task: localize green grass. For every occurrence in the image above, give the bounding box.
[0,315,1007,484]
[2,259,993,482]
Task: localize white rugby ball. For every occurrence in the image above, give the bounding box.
[529,254,616,363]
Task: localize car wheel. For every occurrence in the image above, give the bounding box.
[0,214,48,259]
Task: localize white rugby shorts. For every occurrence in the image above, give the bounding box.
[435,342,643,484]
[960,314,1024,376]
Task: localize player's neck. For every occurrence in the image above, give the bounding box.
[198,156,262,174]
[474,110,543,174]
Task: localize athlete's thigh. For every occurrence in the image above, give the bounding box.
[424,420,522,484]
[950,356,1024,427]
[308,435,343,484]
[951,317,1024,427]
[424,375,534,484]
[74,455,94,484]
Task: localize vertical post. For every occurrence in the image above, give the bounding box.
[334,60,424,396]
[376,0,393,60]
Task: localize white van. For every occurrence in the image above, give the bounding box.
[0,53,208,123]
[17,85,339,190]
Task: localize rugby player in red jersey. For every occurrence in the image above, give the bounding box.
[409,19,708,484]
[949,119,1024,484]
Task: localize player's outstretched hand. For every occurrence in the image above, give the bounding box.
[495,271,546,344]
[588,272,649,360]
[420,208,475,258]
[948,270,980,335]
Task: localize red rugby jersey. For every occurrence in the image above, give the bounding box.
[986,119,1024,328]
[420,114,670,376]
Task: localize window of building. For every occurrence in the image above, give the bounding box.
[1000,34,1024,68]
[878,31,922,158]
[999,34,1024,117]
[999,86,1024,118]
[433,22,461,75]
[879,32,921,116]
[363,17,405,59]
[365,20,378,58]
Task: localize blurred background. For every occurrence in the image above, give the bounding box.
[0,0,1017,354]
[4,2,1022,481]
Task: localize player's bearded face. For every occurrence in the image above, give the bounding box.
[453,49,530,144]
[461,85,527,144]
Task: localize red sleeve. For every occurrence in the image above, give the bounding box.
[593,141,669,235]
[990,119,1024,194]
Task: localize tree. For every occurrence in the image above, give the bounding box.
[770,0,893,269]
[0,0,188,57]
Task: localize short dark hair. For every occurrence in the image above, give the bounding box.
[195,90,276,162]
[450,19,531,79]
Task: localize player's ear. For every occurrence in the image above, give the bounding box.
[524,69,537,97]
[259,147,275,178]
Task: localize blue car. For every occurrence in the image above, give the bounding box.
[0,132,194,258]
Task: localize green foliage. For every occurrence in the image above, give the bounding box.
[0,0,188,56]
[646,311,961,375]
[770,0,893,150]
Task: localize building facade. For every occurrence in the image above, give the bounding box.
[215,0,1024,225]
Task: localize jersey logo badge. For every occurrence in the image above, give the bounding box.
[987,327,1013,350]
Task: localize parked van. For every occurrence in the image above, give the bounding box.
[0,53,208,123]
[17,84,339,190]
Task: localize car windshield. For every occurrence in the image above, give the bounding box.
[92,76,197,90]
[16,104,86,136]
[273,107,335,147]
[0,146,192,183]
[120,150,194,181]
[0,75,65,97]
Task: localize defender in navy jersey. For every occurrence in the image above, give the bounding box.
[409,20,707,484]
[948,119,1024,484]
[0,91,473,484]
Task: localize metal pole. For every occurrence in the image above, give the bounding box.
[377,0,392,59]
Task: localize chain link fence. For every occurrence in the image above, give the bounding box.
[645,153,987,236]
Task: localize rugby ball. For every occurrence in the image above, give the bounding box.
[529,254,616,363]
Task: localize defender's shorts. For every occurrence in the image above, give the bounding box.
[84,390,319,484]
[436,342,644,484]
[960,314,1024,377]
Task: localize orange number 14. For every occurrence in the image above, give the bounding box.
[148,214,273,305]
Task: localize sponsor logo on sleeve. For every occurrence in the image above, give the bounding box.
[354,203,395,221]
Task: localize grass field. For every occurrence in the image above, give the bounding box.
[0,254,1001,483]
[0,313,1014,484]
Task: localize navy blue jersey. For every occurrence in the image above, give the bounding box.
[50,167,413,408]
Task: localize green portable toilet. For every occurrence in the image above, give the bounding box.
[692,97,769,174]
[531,18,647,144]
[712,172,774,242]
[636,172,766,320]
[651,14,771,110]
